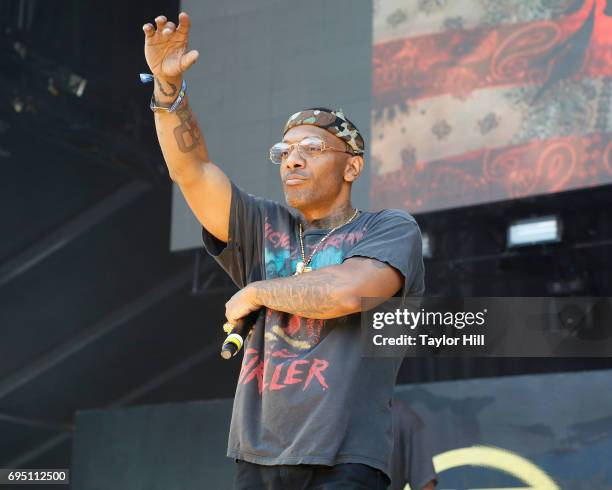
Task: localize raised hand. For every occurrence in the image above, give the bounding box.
[142,12,199,79]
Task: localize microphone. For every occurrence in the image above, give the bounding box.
[220,309,263,360]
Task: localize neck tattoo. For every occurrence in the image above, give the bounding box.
[305,206,355,230]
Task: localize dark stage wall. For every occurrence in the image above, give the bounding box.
[71,369,612,489]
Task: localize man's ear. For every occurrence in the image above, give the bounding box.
[344,155,364,182]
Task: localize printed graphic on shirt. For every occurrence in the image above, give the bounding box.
[263,218,365,348]
[234,217,365,395]
[238,347,330,394]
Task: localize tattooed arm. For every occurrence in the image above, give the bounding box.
[144,13,232,242]
[224,257,404,322]
[152,89,232,242]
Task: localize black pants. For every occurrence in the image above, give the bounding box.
[233,460,390,490]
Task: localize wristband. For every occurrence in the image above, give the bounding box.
[139,73,186,113]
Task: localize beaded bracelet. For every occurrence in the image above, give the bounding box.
[139,73,186,113]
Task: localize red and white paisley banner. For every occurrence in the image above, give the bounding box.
[372,0,612,212]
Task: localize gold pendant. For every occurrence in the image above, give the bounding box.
[294,261,312,275]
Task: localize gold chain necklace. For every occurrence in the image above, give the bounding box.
[295,208,360,275]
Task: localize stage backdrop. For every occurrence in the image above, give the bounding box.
[169,0,372,251]
[70,369,612,489]
[170,0,612,250]
[372,0,612,213]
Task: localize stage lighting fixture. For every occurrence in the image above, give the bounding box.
[547,277,585,295]
[422,232,432,258]
[47,77,59,96]
[47,73,87,97]
[68,73,87,97]
[507,216,561,248]
[12,97,23,113]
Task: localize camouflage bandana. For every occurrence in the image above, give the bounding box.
[283,108,365,155]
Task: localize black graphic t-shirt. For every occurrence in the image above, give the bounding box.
[202,181,425,480]
[389,398,438,490]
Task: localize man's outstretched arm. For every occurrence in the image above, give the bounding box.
[224,257,403,323]
[144,12,232,243]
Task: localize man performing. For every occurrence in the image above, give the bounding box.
[142,12,424,490]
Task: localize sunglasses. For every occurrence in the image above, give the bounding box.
[269,136,354,165]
